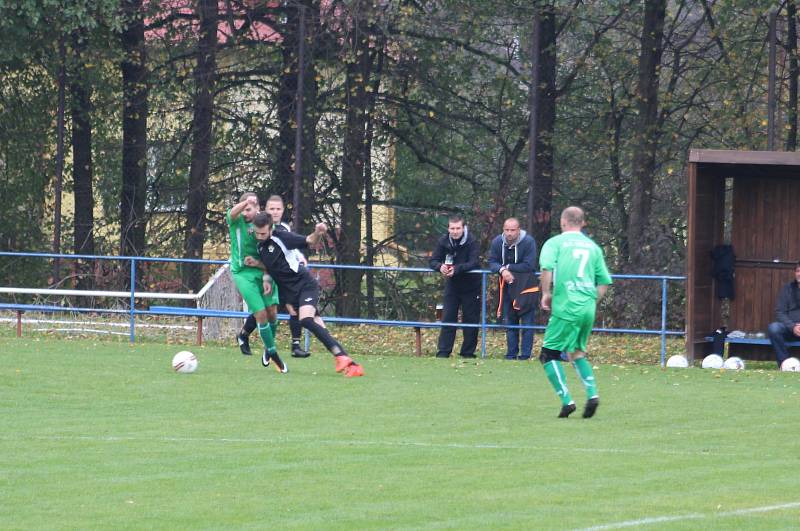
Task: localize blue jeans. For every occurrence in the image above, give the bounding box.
[502,292,535,359]
[768,321,800,366]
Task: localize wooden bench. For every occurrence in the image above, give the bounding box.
[704,334,800,360]
[704,335,800,347]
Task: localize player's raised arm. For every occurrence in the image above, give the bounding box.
[229,194,258,221]
[306,223,328,247]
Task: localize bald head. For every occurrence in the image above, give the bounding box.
[502,217,521,243]
[560,206,585,231]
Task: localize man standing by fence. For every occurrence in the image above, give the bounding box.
[429,215,481,358]
[538,206,612,418]
[489,217,538,360]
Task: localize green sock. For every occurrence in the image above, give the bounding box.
[269,320,278,337]
[543,360,573,406]
[573,357,598,399]
[258,322,276,352]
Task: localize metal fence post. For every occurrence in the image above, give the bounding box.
[480,271,487,358]
[660,277,668,366]
[130,258,136,344]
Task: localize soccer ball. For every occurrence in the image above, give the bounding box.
[172,351,198,374]
[701,354,724,369]
[723,356,745,370]
[781,357,800,372]
[666,354,689,368]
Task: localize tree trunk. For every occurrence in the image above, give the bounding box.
[298,6,319,234]
[70,30,95,290]
[530,6,556,247]
[607,95,629,267]
[120,0,148,265]
[627,0,666,269]
[788,0,798,151]
[335,9,372,317]
[364,39,384,319]
[183,0,217,293]
[275,6,298,199]
[275,0,319,232]
[53,37,66,284]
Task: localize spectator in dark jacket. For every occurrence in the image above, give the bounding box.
[429,215,481,358]
[488,217,538,360]
[768,262,800,367]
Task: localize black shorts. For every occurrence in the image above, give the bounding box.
[291,282,320,312]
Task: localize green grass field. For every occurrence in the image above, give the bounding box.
[2,334,800,530]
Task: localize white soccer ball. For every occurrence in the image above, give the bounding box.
[723,356,745,370]
[172,351,198,374]
[781,357,800,372]
[701,354,724,369]
[666,354,689,368]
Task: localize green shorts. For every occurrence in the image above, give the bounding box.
[542,308,596,354]
[232,267,279,313]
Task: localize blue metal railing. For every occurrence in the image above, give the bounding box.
[0,251,685,363]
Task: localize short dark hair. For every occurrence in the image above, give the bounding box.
[448,214,464,225]
[795,260,800,269]
[239,191,258,203]
[266,195,284,204]
[253,211,271,228]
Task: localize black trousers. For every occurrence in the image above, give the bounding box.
[437,289,481,357]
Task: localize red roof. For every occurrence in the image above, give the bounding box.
[145,1,282,43]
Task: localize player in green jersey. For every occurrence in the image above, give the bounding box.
[538,206,612,418]
[227,192,286,373]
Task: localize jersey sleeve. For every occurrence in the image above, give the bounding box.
[281,231,309,250]
[225,208,234,226]
[538,239,557,271]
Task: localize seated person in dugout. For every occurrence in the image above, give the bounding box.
[768,261,800,368]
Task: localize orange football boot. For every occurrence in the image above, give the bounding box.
[343,363,364,377]
[334,355,354,373]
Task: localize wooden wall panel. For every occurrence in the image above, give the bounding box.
[728,175,800,335]
[686,163,725,359]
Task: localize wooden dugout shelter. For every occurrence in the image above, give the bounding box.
[686,149,800,361]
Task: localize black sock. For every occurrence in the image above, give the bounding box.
[300,317,344,355]
[241,314,257,336]
[289,315,302,346]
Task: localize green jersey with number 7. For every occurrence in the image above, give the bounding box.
[538,231,613,321]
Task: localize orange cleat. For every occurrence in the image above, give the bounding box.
[343,363,364,377]
[334,355,355,373]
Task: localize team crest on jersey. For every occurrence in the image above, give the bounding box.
[247,227,254,236]
[268,245,275,253]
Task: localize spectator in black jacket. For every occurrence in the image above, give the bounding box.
[429,215,481,358]
[768,262,800,367]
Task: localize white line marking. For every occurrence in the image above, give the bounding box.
[0,434,747,456]
[581,502,800,530]
[581,514,704,530]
